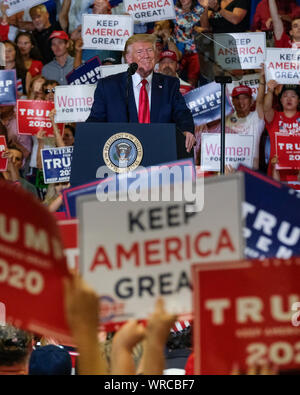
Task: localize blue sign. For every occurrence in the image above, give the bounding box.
[0,70,16,105]
[64,159,195,218]
[66,56,101,85]
[184,81,232,126]
[42,146,73,184]
[241,166,300,259]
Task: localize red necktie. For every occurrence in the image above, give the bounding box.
[138,79,150,124]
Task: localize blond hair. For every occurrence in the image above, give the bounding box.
[124,34,157,57]
[29,4,48,17]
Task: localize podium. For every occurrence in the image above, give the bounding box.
[70,122,192,186]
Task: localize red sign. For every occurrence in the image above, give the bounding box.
[0,181,72,344]
[17,100,64,137]
[193,258,300,374]
[58,219,79,271]
[276,134,300,169]
[0,136,8,172]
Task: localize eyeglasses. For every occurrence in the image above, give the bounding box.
[44,88,56,94]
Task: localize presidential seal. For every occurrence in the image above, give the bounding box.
[103,133,143,173]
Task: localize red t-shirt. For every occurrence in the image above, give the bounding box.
[275,32,300,48]
[265,111,300,182]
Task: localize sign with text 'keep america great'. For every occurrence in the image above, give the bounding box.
[124,0,175,23]
[78,175,244,330]
[82,14,134,51]
[214,32,266,70]
[265,48,300,85]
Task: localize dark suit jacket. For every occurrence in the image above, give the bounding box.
[86,71,194,134]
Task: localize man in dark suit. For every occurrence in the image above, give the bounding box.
[87,34,195,153]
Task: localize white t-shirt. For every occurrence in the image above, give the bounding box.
[226,110,265,169]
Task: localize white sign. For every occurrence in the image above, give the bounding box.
[214,32,266,70]
[54,85,96,123]
[265,48,300,85]
[4,0,47,16]
[124,0,175,23]
[78,175,244,327]
[100,63,128,78]
[201,133,254,171]
[0,43,5,67]
[227,73,260,102]
[82,14,134,51]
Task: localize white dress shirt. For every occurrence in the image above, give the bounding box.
[131,72,152,112]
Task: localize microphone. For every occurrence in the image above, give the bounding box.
[126,63,138,122]
[127,62,138,76]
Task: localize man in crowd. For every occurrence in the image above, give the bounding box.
[0,324,32,375]
[153,19,181,62]
[269,0,300,47]
[194,74,265,171]
[42,30,80,85]
[157,50,192,95]
[87,34,195,154]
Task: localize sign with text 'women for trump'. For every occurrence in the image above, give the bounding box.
[124,0,175,23]
[0,181,72,344]
[4,0,47,16]
[54,85,96,123]
[214,32,266,70]
[82,14,134,51]
[17,100,64,137]
[78,175,244,330]
[193,258,300,374]
[265,48,300,85]
[201,134,254,171]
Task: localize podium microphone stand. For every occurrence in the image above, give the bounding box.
[215,75,232,175]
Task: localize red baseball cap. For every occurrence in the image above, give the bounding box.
[232,85,252,98]
[49,30,69,41]
[159,50,177,62]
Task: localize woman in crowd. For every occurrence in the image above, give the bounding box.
[264,81,300,186]
[4,40,32,96]
[174,0,210,86]
[15,32,43,78]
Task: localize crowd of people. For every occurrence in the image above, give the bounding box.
[1,0,300,375]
